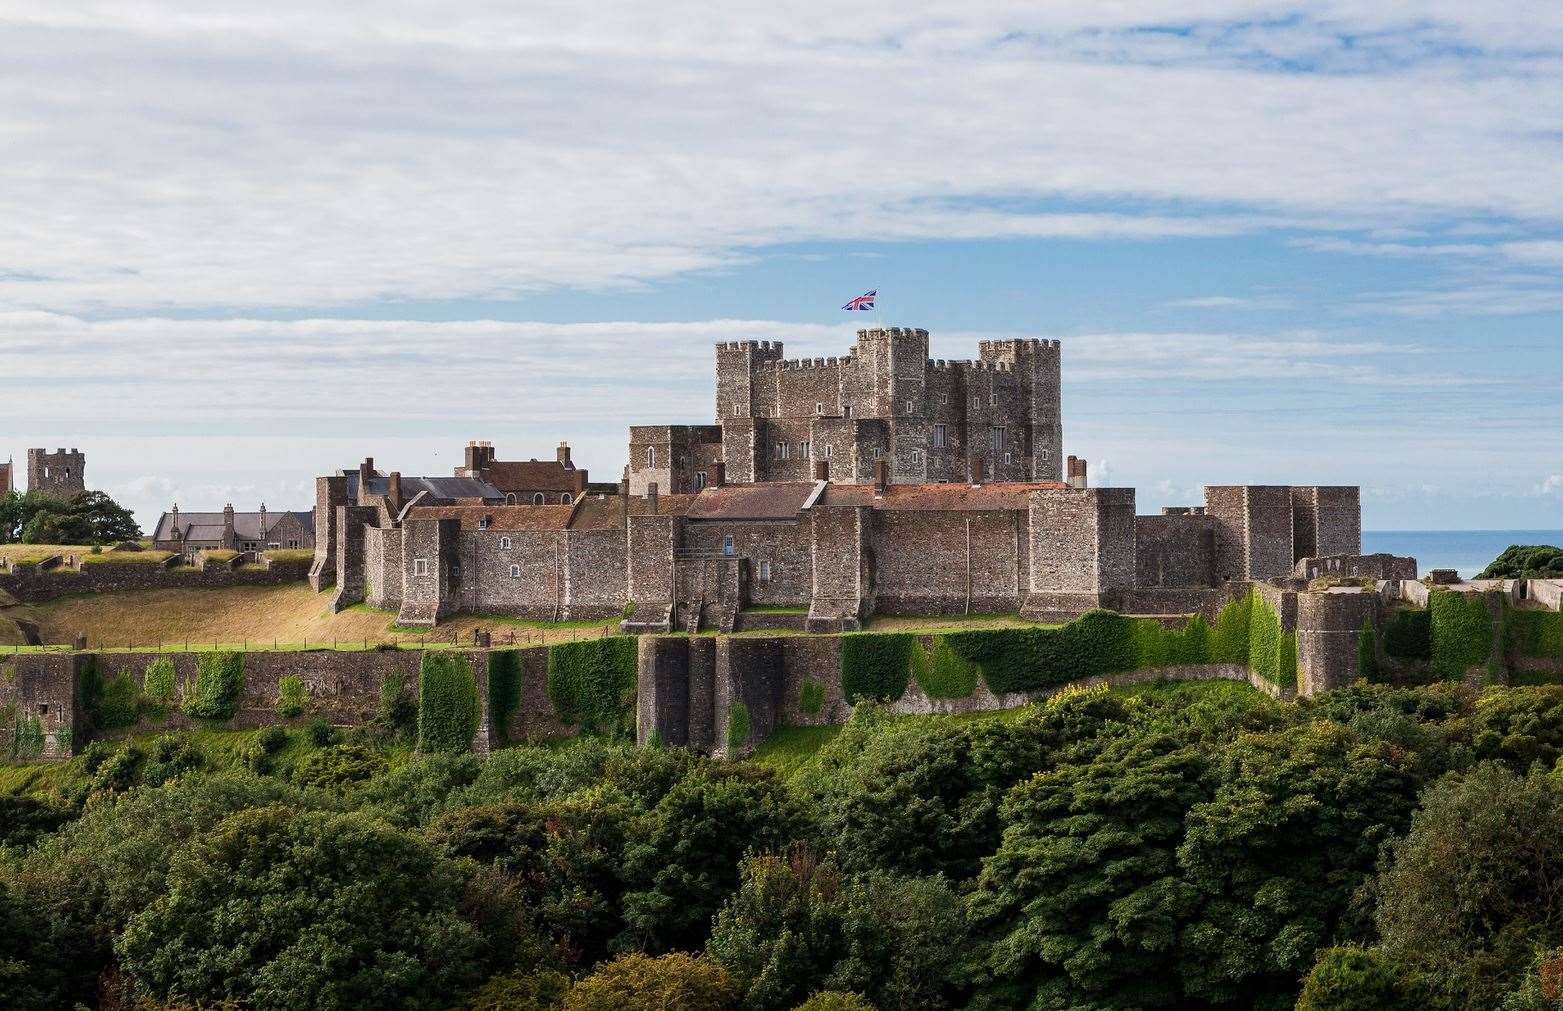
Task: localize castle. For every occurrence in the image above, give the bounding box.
[312,328,1380,633]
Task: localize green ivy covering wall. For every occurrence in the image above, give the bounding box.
[487,649,524,744]
[799,678,824,716]
[417,652,479,753]
[909,637,981,699]
[840,633,914,702]
[726,701,751,752]
[1383,608,1432,661]
[84,658,141,731]
[142,658,176,718]
[1242,593,1297,691]
[546,636,637,738]
[1210,593,1254,665]
[11,716,44,760]
[1429,590,1495,680]
[944,610,1144,695]
[276,674,305,719]
[1358,622,1379,681]
[1506,606,1563,662]
[183,651,245,721]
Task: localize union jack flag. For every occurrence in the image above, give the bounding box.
[842,290,877,311]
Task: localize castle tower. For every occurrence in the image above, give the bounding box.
[978,339,1063,483]
[26,448,86,500]
[714,340,785,421]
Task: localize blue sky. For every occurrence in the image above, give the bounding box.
[0,3,1559,532]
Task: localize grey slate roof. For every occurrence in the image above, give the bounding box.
[344,472,503,503]
[151,510,315,543]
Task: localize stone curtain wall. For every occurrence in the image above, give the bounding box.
[0,555,312,604]
[872,510,1029,616]
[1135,514,1217,589]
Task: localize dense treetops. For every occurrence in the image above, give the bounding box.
[0,489,140,546]
[10,680,1563,1008]
[1480,544,1563,580]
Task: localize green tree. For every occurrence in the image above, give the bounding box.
[561,952,735,1011]
[1480,545,1563,580]
[619,763,812,953]
[708,848,846,1011]
[116,806,507,1009]
[1,489,141,544]
[794,995,877,1011]
[1296,946,1422,1011]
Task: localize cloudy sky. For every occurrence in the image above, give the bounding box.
[0,2,1559,532]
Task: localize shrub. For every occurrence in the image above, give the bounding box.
[418,653,480,753]
[304,716,336,747]
[488,649,524,744]
[793,994,876,1011]
[142,658,176,715]
[1430,590,1494,679]
[909,637,980,699]
[1297,946,1421,1011]
[728,702,752,752]
[1479,544,1563,579]
[1506,606,1563,662]
[293,743,387,790]
[183,651,244,720]
[560,952,736,1011]
[799,679,825,716]
[240,726,290,775]
[547,636,638,737]
[379,669,417,738]
[460,969,570,1011]
[143,734,202,786]
[276,674,305,719]
[840,634,913,703]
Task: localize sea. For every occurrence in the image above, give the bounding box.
[1363,530,1563,580]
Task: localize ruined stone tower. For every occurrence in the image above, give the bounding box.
[27,448,85,499]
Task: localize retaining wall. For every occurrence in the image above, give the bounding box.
[0,556,312,603]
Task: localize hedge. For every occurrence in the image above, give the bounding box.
[840,633,914,702]
[1429,590,1494,679]
[488,649,524,744]
[417,652,479,753]
[1383,608,1432,660]
[727,702,751,752]
[1506,607,1563,661]
[909,637,980,699]
[944,609,1143,694]
[547,636,638,738]
[183,651,245,721]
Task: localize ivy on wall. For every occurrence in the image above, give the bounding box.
[799,679,824,716]
[1506,606,1563,662]
[1210,593,1254,665]
[546,636,637,738]
[839,633,914,702]
[11,716,44,760]
[83,658,141,731]
[276,674,305,719]
[1358,622,1379,681]
[1383,609,1432,661]
[417,652,479,754]
[143,658,176,718]
[1429,590,1495,680]
[487,649,524,745]
[183,651,245,721]
[944,610,1144,695]
[909,637,981,699]
[727,702,751,752]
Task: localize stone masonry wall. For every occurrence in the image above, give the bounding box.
[0,556,312,605]
[872,509,1029,615]
[1135,514,1216,588]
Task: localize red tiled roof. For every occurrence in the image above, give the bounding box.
[406,504,576,531]
[479,460,583,494]
[818,481,1067,511]
[565,493,698,530]
[685,482,817,521]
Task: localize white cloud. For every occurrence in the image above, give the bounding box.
[0,3,1561,310]
[1542,474,1563,496]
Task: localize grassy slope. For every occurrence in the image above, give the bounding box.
[6,583,624,651]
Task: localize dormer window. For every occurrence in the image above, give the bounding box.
[479,516,491,530]
[533,493,545,505]
[500,536,512,549]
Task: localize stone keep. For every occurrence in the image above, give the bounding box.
[27,447,85,499]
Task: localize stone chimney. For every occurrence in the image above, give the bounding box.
[873,460,890,496]
[387,472,403,514]
[222,503,235,548]
[464,441,482,472]
[358,458,374,503]
[813,460,829,481]
[170,503,180,543]
[647,481,659,514]
[1067,457,1089,490]
[970,457,984,486]
[557,442,573,468]
[712,461,727,487]
[259,502,268,541]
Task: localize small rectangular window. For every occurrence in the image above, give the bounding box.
[800,440,810,458]
[500,536,512,549]
[723,535,735,556]
[816,401,823,415]
[990,427,1006,454]
[931,424,946,449]
[989,391,996,406]
[695,471,707,490]
[823,444,833,459]
[759,559,771,582]
[905,400,913,415]
[414,558,429,576]
[510,564,521,578]
[872,447,883,461]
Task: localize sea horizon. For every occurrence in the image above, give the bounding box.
[1362,529,1563,579]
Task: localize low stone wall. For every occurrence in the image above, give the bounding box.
[0,556,312,603]
[1529,579,1563,611]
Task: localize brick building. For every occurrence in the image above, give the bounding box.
[627,327,1063,494]
[454,440,614,505]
